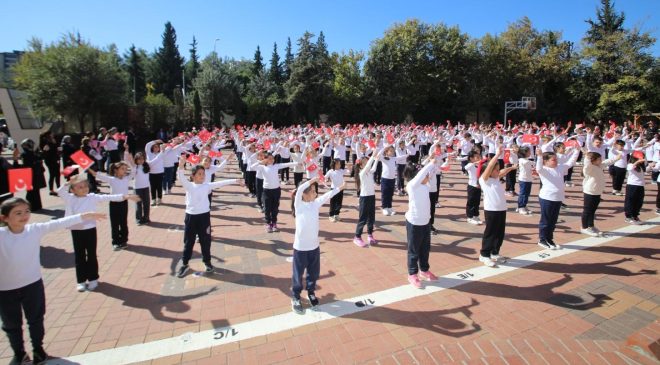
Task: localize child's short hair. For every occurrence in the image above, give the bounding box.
[290,182,318,217]
[542,151,557,162]
[134,152,150,173]
[615,140,625,147]
[517,146,530,158]
[467,150,481,161]
[0,197,30,225]
[402,162,420,182]
[553,142,565,152]
[189,165,205,181]
[593,136,603,142]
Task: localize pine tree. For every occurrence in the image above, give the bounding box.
[253,46,264,76]
[284,37,294,80]
[185,36,200,90]
[154,21,184,100]
[268,42,283,86]
[125,44,147,104]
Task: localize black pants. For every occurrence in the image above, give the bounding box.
[624,185,645,219]
[0,280,45,357]
[71,228,99,283]
[612,166,626,191]
[350,154,357,177]
[396,164,406,191]
[135,187,150,222]
[581,193,601,229]
[655,172,660,209]
[339,159,346,170]
[109,201,128,245]
[466,185,481,219]
[481,210,506,257]
[256,178,264,208]
[294,172,303,188]
[279,158,291,181]
[109,150,120,163]
[26,189,42,212]
[322,156,332,175]
[406,220,430,275]
[564,167,574,182]
[329,190,344,216]
[429,191,439,227]
[505,164,516,192]
[182,212,211,265]
[263,188,281,225]
[149,173,163,200]
[355,195,376,237]
[374,161,382,184]
[246,171,257,195]
[291,247,320,300]
[46,161,60,191]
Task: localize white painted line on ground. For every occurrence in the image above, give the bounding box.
[57,217,660,365]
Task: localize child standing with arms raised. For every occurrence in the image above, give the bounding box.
[353,150,380,247]
[290,177,345,314]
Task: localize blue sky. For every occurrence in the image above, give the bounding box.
[2,0,658,60]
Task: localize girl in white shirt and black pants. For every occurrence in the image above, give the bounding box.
[624,155,647,224]
[353,152,380,247]
[403,156,438,288]
[252,153,298,233]
[176,156,242,278]
[91,162,136,250]
[0,198,104,365]
[129,152,151,224]
[325,159,348,221]
[290,177,343,313]
[145,140,166,205]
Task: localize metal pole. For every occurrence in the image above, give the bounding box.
[133,76,136,105]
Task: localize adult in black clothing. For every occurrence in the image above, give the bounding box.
[126,128,137,156]
[60,135,76,167]
[0,145,16,204]
[14,139,46,211]
[39,131,60,196]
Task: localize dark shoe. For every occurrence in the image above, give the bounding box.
[177,265,189,278]
[308,293,319,308]
[136,220,144,226]
[112,244,121,251]
[33,347,49,365]
[49,191,58,196]
[291,298,304,314]
[119,243,128,250]
[9,352,29,365]
[205,263,214,273]
[537,240,552,250]
[430,227,439,235]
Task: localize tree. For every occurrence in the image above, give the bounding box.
[268,42,284,87]
[283,37,294,80]
[124,45,147,104]
[331,50,365,120]
[143,93,173,132]
[193,55,245,126]
[185,36,200,90]
[13,33,128,132]
[253,46,264,76]
[154,21,184,100]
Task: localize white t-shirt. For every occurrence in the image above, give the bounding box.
[293,181,340,251]
[479,177,507,211]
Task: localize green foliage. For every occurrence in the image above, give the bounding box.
[253,46,264,76]
[154,21,184,100]
[185,36,200,90]
[143,93,173,132]
[124,45,147,104]
[193,55,245,126]
[13,33,128,132]
[283,37,294,81]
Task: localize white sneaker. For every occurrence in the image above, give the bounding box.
[467,218,478,225]
[382,209,390,216]
[474,218,483,225]
[479,255,496,267]
[491,254,506,263]
[329,216,335,221]
[76,283,87,292]
[87,280,98,291]
[388,208,396,216]
[435,202,441,208]
[624,217,635,224]
[581,228,599,237]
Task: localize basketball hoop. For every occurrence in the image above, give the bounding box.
[522,97,536,110]
[504,96,537,123]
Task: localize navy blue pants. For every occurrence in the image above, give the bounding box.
[355,195,376,237]
[263,188,281,225]
[539,198,561,242]
[380,178,395,209]
[624,185,644,219]
[518,181,532,208]
[406,220,430,275]
[163,166,175,191]
[291,247,320,300]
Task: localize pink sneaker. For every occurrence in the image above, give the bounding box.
[419,271,438,281]
[408,274,422,289]
[367,234,378,245]
[265,224,273,233]
[271,224,280,232]
[353,236,367,247]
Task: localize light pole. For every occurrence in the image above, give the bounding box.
[213,38,220,55]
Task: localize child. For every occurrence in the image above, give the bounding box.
[58,173,138,290]
[624,154,647,224]
[324,159,348,222]
[379,145,408,216]
[0,198,105,365]
[145,140,166,206]
[516,146,534,215]
[581,151,620,236]
[353,150,380,247]
[504,144,519,196]
[395,139,409,195]
[291,144,305,187]
[90,162,138,250]
[252,153,298,232]
[609,140,628,196]
[535,147,579,249]
[478,148,517,267]
[128,152,151,225]
[290,177,345,314]
[403,155,438,288]
[457,150,483,224]
[176,155,243,278]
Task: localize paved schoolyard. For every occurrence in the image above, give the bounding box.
[1,158,659,365]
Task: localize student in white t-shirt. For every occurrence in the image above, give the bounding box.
[478,147,518,267]
[127,152,151,225]
[624,154,648,224]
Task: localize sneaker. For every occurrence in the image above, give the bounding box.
[156,198,161,206]
[329,215,335,221]
[491,255,507,263]
[538,240,552,250]
[624,217,635,224]
[205,263,214,273]
[382,209,390,216]
[257,207,264,213]
[581,227,599,237]
[656,208,660,215]
[151,200,157,206]
[272,224,280,232]
[632,218,643,225]
[335,215,341,222]
[474,218,483,225]
[430,226,439,235]
[419,271,438,281]
[505,191,513,197]
[32,348,49,365]
[467,218,478,225]
[119,243,128,250]
[76,283,87,292]
[547,239,560,250]
[565,182,574,187]
[9,352,29,365]
[112,244,121,251]
[177,265,189,278]
[307,293,319,308]
[408,274,422,289]
[560,204,569,210]
[614,190,624,196]
[291,298,304,314]
[353,236,367,248]
[87,280,98,291]
[435,202,441,208]
[479,255,496,267]
[367,234,378,245]
[266,224,273,233]
[136,220,144,226]
[388,208,396,216]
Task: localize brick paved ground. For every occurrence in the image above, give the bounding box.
[1,156,658,365]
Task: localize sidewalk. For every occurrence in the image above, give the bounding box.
[1,159,658,365]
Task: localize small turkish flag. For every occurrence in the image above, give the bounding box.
[208,150,222,158]
[70,150,94,170]
[264,139,271,150]
[187,154,201,165]
[318,173,326,183]
[306,163,318,172]
[312,142,320,150]
[564,139,580,149]
[61,165,78,177]
[8,168,33,193]
[503,149,511,164]
[632,151,644,160]
[367,140,376,149]
[386,133,394,145]
[522,134,540,145]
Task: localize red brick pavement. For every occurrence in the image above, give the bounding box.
[1,158,659,364]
